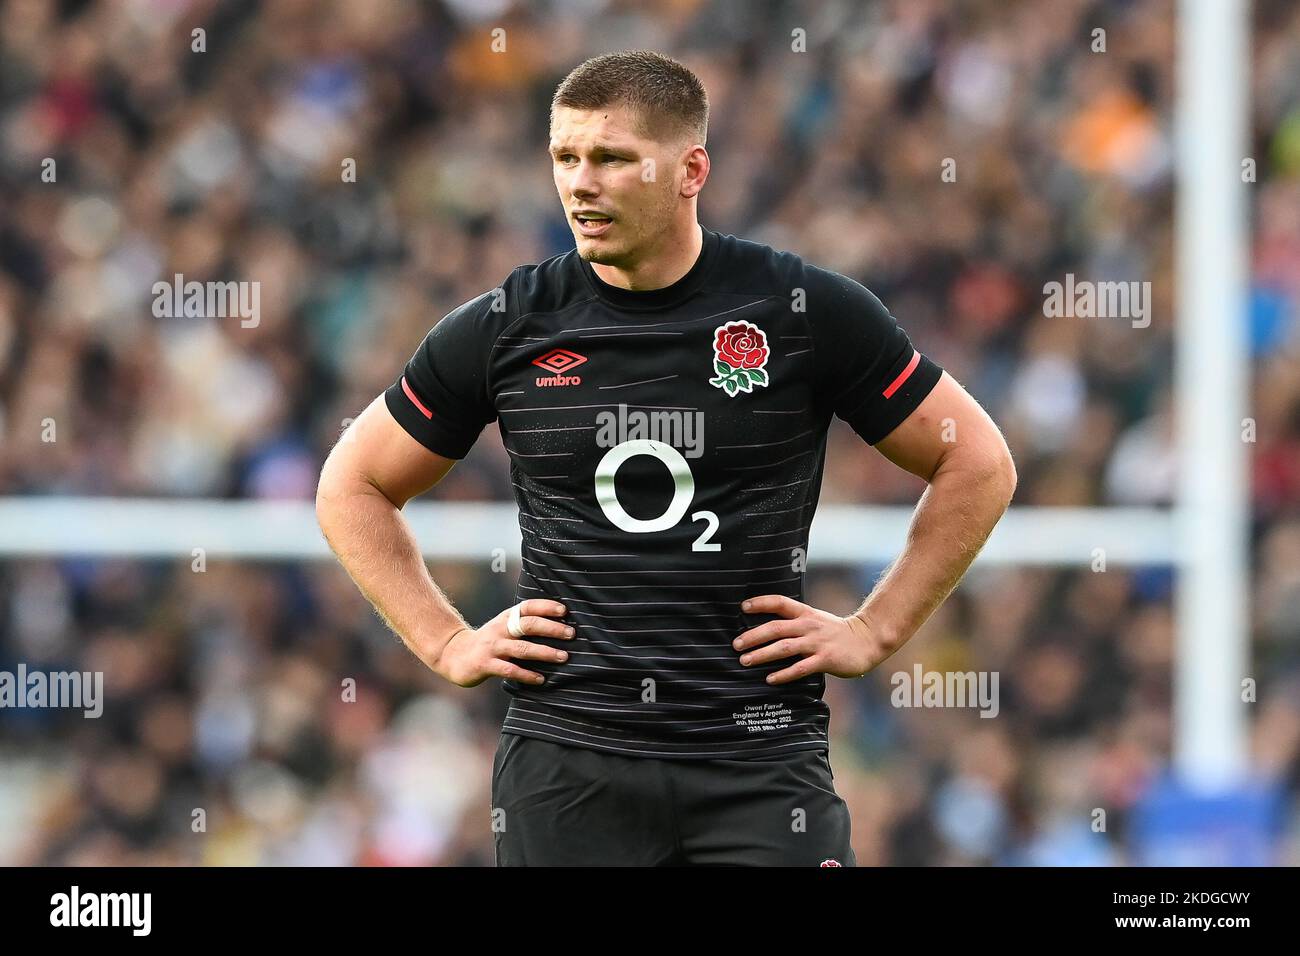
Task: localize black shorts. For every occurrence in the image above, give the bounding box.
[490,732,856,866]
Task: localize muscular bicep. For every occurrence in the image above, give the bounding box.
[320,393,458,509]
[873,371,1010,483]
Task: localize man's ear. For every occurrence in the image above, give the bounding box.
[681,145,709,198]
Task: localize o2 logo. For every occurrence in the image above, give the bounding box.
[594,440,720,551]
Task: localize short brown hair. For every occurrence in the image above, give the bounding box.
[551,51,708,147]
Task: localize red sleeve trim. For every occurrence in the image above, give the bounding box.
[401,375,433,419]
[882,350,921,399]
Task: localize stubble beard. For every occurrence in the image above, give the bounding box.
[578,191,676,270]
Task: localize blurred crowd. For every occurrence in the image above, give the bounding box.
[1,0,1298,864]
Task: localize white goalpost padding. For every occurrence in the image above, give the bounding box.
[1173,0,1250,790]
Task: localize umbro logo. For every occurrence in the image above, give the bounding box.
[532,348,587,386]
[532,348,588,373]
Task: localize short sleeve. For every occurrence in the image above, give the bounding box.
[383,288,502,460]
[805,266,943,445]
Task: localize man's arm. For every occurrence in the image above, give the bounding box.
[315,394,571,686]
[735,371,1016,683]
[853,370,1017,651]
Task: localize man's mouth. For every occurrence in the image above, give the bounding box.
[574,212,613,237]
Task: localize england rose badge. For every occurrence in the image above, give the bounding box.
[709,320,770,397]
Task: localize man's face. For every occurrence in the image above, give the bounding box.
[549,104,684,268]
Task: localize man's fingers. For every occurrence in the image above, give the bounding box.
[496,637,570,663]
[506,614,574,640]
[741,594,804,618]
[739,637,808,667]
[733,617,803,651]
[766,655,822,685]
[504,600,570,637]
[487,659,545,685]
[520,599,567,618]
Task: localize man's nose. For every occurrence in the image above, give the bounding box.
[569,160,599,197]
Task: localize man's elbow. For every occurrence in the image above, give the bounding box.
[998,447,1017,507]
[316,446,401,525]
[987,440,1017,510]
[315,447,360,529]
[947,435,1017,511]
[315,456,343,531]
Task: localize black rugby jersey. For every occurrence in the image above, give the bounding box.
[384,225,942,758]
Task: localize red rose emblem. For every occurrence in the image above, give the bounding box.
[714,321,769,369]
[708,320,771,397]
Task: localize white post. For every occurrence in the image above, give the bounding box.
[1174,0,1251,789]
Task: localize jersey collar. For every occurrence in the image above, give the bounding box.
[577,225,720,312]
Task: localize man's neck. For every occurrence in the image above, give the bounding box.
[590,221,704,291]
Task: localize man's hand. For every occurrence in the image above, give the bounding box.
[733,594,896,685]
[427,600,573,688]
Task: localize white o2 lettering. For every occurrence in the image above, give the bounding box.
[595,440,693,533]
[594,440,720,550]
[691,510,720,551]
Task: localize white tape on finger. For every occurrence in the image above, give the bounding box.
[507,602,524,638]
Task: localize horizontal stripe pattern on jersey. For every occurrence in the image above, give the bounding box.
[385,225,942,758]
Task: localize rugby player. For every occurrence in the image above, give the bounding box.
[317,51,1016,866]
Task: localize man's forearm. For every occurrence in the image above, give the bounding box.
[316,480,468,667]
[854,451,1015,654]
